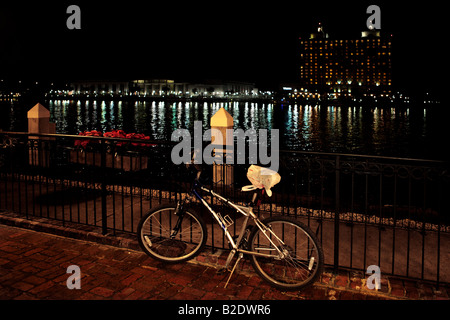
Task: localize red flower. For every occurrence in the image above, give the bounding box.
[74,130,156,149]
[74,130,100,148]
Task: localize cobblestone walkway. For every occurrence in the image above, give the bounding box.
[0,223,448,301]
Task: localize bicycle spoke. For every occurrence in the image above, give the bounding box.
[249,217,323,290]
[138,206,206,262]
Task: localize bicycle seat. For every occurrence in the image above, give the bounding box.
[245,165,281,197]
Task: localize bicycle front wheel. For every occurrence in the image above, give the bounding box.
[137,204,207,263]
[248,216,324,290]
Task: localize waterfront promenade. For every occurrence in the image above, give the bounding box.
[1,120,449,301]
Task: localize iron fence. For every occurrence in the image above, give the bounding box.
[0,131,449,286]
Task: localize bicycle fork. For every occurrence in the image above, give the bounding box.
[169,197,192,239]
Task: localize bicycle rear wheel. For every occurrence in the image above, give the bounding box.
[137,204,207,263]
[248,216,324,290]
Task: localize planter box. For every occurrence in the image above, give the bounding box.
[69,150,148,171]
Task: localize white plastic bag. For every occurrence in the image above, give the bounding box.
[246,165,281,197]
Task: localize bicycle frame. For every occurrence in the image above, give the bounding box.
[137,165,324,290]
[185,178,286,264]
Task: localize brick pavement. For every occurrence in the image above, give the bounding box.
[0,222,448,301]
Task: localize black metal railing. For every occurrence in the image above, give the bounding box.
[0,131,449,286]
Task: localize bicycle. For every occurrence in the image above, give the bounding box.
[137,164,324,291]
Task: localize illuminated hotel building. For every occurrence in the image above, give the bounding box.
[298,24,392,98]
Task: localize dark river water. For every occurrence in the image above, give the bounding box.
[1,99,448,160]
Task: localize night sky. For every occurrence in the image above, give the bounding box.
[0,1,445,96]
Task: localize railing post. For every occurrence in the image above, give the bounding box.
[27,103,55,167]
[334,155,340,273]
[210,107,234,189]
[27,103,55,136]
[100,139,108,235]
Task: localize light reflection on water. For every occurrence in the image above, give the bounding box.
[0,99,445,159]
